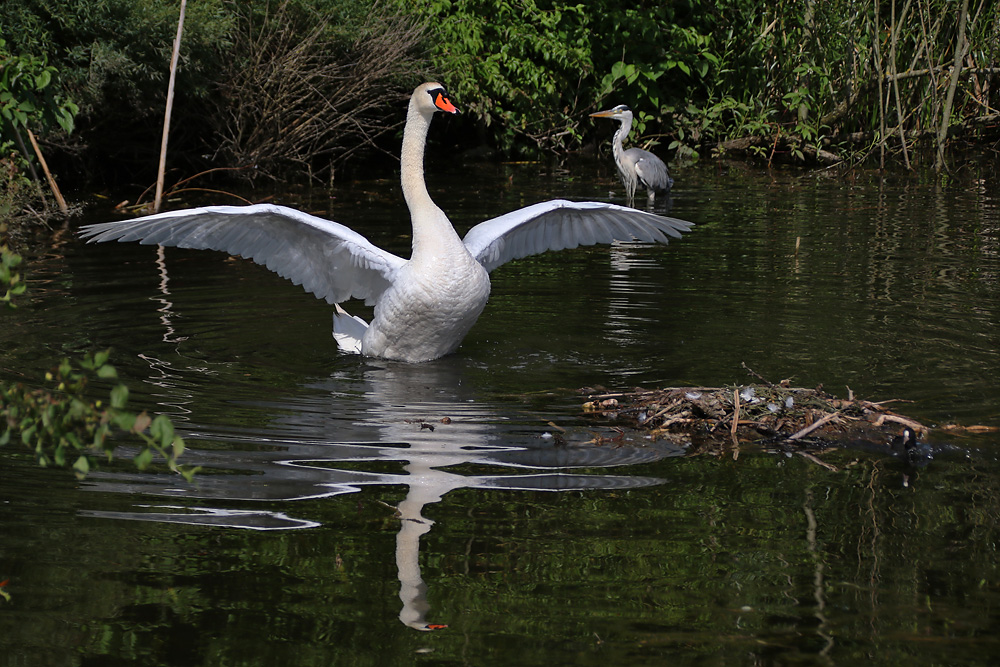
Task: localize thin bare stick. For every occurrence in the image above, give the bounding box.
[935,0,970,173]
[789,411,841,441]
[731,389,741,437]
[797,451,839,472]
[871,413,925,432]
[731,389,741,459]
[741,362,776,387]
[10,126,40,182]
[25,129,68,213]
[152,187,254,204]
[889,0,913,169]
[154,0,187,213]
[871,0,887,169]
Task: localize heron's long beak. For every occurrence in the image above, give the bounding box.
[590,109,616,118]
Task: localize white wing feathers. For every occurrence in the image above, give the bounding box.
[80,204,405,306]
[462,199,693,273]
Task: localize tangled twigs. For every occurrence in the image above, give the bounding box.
[583,383,928,447]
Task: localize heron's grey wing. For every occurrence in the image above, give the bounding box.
[627,148,673,192]
[462,200,693,273]
[79,203,406,305]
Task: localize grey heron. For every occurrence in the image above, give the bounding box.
[81,83,693,363]
[591,104,673,206]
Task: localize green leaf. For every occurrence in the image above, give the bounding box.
[112,411,136,431]
[91,423,109,449]
[150,415,174,449]
[65,431,81,450]
[134,448,153,470]
[56,107,75,134]
[172,436,185,460]
[34,70,51,89]
[73,455,90,478]
[110,384,129,409]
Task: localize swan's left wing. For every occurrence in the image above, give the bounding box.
[462,199,693,273]
[80,204,406,306]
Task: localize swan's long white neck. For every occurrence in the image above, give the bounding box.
[400,96,457,258]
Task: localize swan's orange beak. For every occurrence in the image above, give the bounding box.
[434,92,458,114]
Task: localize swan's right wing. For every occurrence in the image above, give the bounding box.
[80,204,406,305]
[462,199,693,273]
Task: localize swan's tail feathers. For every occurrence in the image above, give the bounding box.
[332,304,368,355]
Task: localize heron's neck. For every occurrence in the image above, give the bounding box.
[400,100,458,258]
[613,116,633,160]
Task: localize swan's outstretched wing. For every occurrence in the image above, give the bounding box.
[80,204,406,306]
[462,199,693,272]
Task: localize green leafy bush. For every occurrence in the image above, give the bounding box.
[415,0,593,153]
[2,0,997,185]
[1,243,194,480]
[0,38,78,136]
[0,233,26,306]
[416,0,997,164]
[0,36,79,191]
[1,351,195,480]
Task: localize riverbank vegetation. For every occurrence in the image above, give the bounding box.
[1,0,998,218]
[420,0,998,169]
[2,1,995,482]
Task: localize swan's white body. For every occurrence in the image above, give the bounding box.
[81,83,693,363]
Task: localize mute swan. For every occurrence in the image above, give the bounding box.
[590,104,672,206]
[81,82,693,363]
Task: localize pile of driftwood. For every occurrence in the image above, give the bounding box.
[582,378,926,466]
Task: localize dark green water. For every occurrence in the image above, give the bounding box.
[2,159,999,665]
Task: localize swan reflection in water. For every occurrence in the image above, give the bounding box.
[84,360,686,630]
[83,248,687,628]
